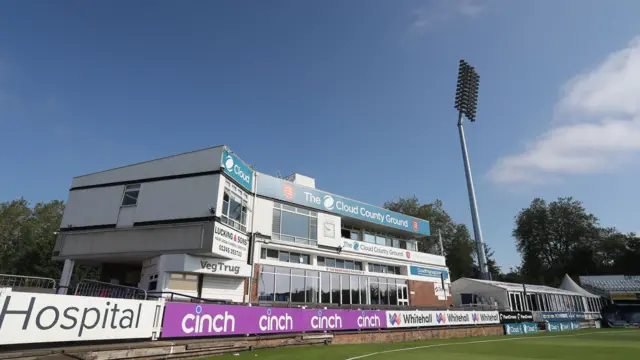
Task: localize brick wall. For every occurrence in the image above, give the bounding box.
[333,325,503,344]
[408,280,452,307]
[250,264,260,302]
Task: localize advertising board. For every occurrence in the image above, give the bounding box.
[504,322,539,335]
[499,311,534,324]
[212,221,249,261]
[0,290,164,345]
[221,148,254,192]
[255,173,430,236]
[546,321,581,332]
[610,292,640,301]
[409,266,449,280]
[385,310,500,328]
[540,312,584,322]
[340,239,446,266]
[161,303,386,338]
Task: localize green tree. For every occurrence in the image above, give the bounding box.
[0,199,98,282]
[514,197,604,285]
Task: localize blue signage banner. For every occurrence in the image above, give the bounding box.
[410,266,449,280]
[546,321,580,332]
[540,312,585,322]
[522,322,539,334]
[505,323,539,336]
[222,148,254,191]
[255,173,430,236]
[504,323,523,335]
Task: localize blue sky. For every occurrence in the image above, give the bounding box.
[2,0,640,270]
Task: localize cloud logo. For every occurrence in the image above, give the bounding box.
[323,195,335,210]
[283,185,295,199]
[388,313,401,326]
[224,155,234,171]
[436,313,446,324]
[353,242,360,251]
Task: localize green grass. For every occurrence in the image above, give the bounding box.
[212,329,640,360]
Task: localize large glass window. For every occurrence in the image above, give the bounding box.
[306,271,319,303]
[331,274,341,304]
[360,276,368,304]
[321,272,331,303]
[351,276,360,304]
[275,268,290,302]
[258,266,409,306]
[341,275,351,304]
[389,283,398,305]
[221,181,249,232]
[370,281,379,304]
[259,266,320,303]
[272,202,317,246]
[258,266,276,301]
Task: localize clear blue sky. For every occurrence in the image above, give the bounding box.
[2,0,640,270]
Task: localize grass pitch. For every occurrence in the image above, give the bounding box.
[214,329,640,360]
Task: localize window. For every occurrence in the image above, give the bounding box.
[272,202,318,246]
[166,273,198,292]
[364,233,376,244]
[319,256,363,272]
[257,266,408,306]
[260,248,311,265]
[147,274,158,291]
[221,182,248,232]
[368,262,401,275]
[121,184,141,206]
[341,227,361,241]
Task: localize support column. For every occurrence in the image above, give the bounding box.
[57,259,75,295]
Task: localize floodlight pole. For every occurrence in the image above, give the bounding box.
[457,110,490,280]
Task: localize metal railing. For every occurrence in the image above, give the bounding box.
[0,274,57,292]
[74,279,148,300]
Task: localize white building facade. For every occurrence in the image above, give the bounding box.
[54,146,451,306]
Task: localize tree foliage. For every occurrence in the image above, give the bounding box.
[513,197,640,285]
[0,199,98,282]
[384,196,500,280]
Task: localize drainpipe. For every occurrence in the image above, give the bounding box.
[246,173,258,304]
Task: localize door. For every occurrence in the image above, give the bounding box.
[397,284,409,305]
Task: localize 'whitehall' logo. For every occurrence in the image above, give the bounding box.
[323,195,335,210]
[436,313,446,324]
[224,155,234,171]
[388,313,401,326]
[472,313,479,322]
[283,185,294,199]
[412,220,419,231]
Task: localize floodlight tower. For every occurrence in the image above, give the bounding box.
[454,59,490,280]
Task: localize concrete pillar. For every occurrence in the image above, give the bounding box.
[57,259,75,295]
